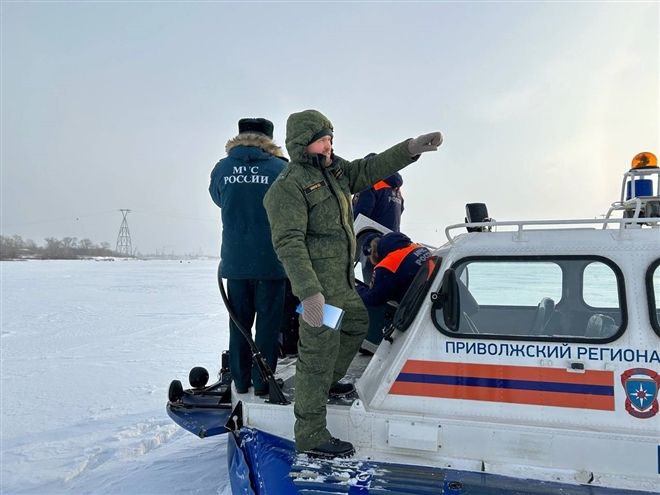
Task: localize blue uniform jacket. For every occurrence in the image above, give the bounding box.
[357,232,431,307]
[209,137,287,279]
[352,173,404,231]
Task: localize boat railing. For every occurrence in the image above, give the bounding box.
[445,215,660,243]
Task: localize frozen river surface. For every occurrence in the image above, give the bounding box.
[1,259,231,494]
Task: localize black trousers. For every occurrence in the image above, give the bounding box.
[279,280,300,357]
[225,278,285,393]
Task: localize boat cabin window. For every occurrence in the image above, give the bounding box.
[583,262,620,308]
[648,259,660,336]
[464,261,562,305]
[433,256,626,343]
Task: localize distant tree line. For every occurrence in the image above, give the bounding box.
[0,235,126,260]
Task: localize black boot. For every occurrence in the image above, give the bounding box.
[305,437,355,459]
[329,381,355,398]
[254,378,285,397]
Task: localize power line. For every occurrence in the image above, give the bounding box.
[1,210,118,229]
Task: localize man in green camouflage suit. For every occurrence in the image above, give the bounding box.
[264,109,442,457]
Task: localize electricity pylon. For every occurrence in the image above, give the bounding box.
[115,209,133,256]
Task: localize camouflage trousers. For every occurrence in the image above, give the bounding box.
[293,288,368,451]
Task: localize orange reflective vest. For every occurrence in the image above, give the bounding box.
[375,243,422,273]
[373,181,392,191]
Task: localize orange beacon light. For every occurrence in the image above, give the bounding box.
[630,151,658,170]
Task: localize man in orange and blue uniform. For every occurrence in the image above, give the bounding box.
[357,232,431,308]
[353,156,405,291]
[352,168,404,232]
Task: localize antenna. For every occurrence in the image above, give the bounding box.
[115,209,133,256]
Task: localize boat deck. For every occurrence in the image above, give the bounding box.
[272,352,372,406]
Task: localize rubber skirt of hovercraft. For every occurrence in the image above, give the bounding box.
[228,428,650,495]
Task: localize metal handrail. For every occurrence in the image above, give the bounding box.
[445,217,660,243]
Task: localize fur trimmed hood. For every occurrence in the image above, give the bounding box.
[225,133,287,159]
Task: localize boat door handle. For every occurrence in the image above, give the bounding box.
[568,361,585,372]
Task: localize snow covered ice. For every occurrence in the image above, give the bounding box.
[1,259,232,494]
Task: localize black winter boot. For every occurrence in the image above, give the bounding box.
[329,381,355,398]
[305,437,355,458]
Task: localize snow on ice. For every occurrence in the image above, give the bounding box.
[1,259,232,494]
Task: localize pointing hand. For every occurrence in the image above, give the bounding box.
[408,132,443,156]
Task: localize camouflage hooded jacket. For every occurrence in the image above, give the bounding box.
[263,110,417,301]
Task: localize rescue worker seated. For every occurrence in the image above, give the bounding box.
[356,232,432,353]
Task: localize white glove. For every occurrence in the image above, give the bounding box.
[408,132,443,155]
[301,292,324,327]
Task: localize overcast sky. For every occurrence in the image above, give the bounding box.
[2,1,658,255]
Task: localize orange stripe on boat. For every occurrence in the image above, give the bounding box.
[389,382,615,411]
[400,360,613,386]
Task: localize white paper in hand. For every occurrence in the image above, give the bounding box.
[296,302,345,330]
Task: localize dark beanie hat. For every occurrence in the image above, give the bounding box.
[238,118,274,139]
[308,128,333,145]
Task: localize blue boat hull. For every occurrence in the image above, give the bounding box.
[166,378,233,438]
[228,428,654,495]
[166,402,231,438]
